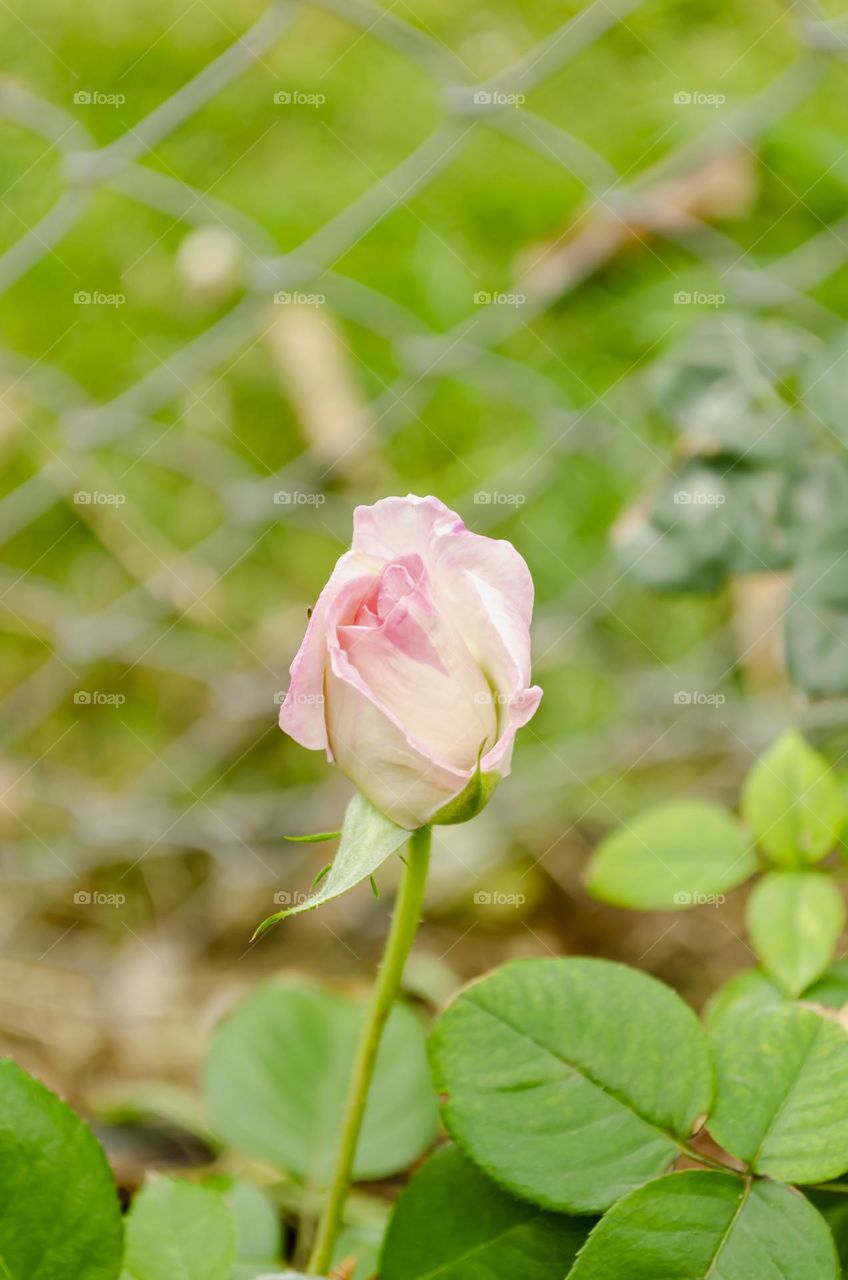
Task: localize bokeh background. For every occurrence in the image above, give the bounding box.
[2,0,848,1196]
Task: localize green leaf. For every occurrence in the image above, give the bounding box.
[615,459,733,594]
[806,958,848,1007]
[203,980,438,1184]
[0,1058,123,1280]
[801,332,848,448]
[709,1003,848,1183]
[91,1081,216,1148]
[720,463,801,576]
[429,957,713,1214]
[202,1177,282,1278]
[616,444,816,595]
[284,831,341,843]
[333,1222,385,1280]
[567,1171,838,1280]
[122,1178,235,1280]
[746,870,845,996]
[381,1145,590,1280]
[741,730,845,866]
[807,1182,848,1279]
[254,793,411,936]
[791,458,848,562]
[787,552,848,698]
[650,314,813,462]
[705,960,848,1033]
[587,800,756,910]
[702,968,784,1032]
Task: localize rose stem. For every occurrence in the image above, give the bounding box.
[307,824,432,1275]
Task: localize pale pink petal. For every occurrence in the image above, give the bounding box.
[482,684,544,776]
[323,660,471,829]
[353,494,535,691]
[352,494,463,563]
[428,532,535,714]
[278,557,373,750]
[336,558,496,772]
[279,494,543,826]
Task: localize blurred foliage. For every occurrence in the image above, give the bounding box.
[1,0,848,1185]
[618,315,848,693]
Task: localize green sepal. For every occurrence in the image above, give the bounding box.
[252,793,410,939]
[430,742,500,826]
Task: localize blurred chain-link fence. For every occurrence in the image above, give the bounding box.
[1,0,848,1042]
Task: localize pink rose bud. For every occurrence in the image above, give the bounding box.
[279,495,542,829]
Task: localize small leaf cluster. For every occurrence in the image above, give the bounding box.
[588,729,848,995]
[7,729,848,1278]
[381,955,848,1278]
[0,980,438,1278]
[616,314,848,695]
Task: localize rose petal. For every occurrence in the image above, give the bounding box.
[279,495,543,827]
[352,494,463,563]
[324,649,472,829]
[482,683,544,776]
[279,557,373,750]
[337,559,496,771]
